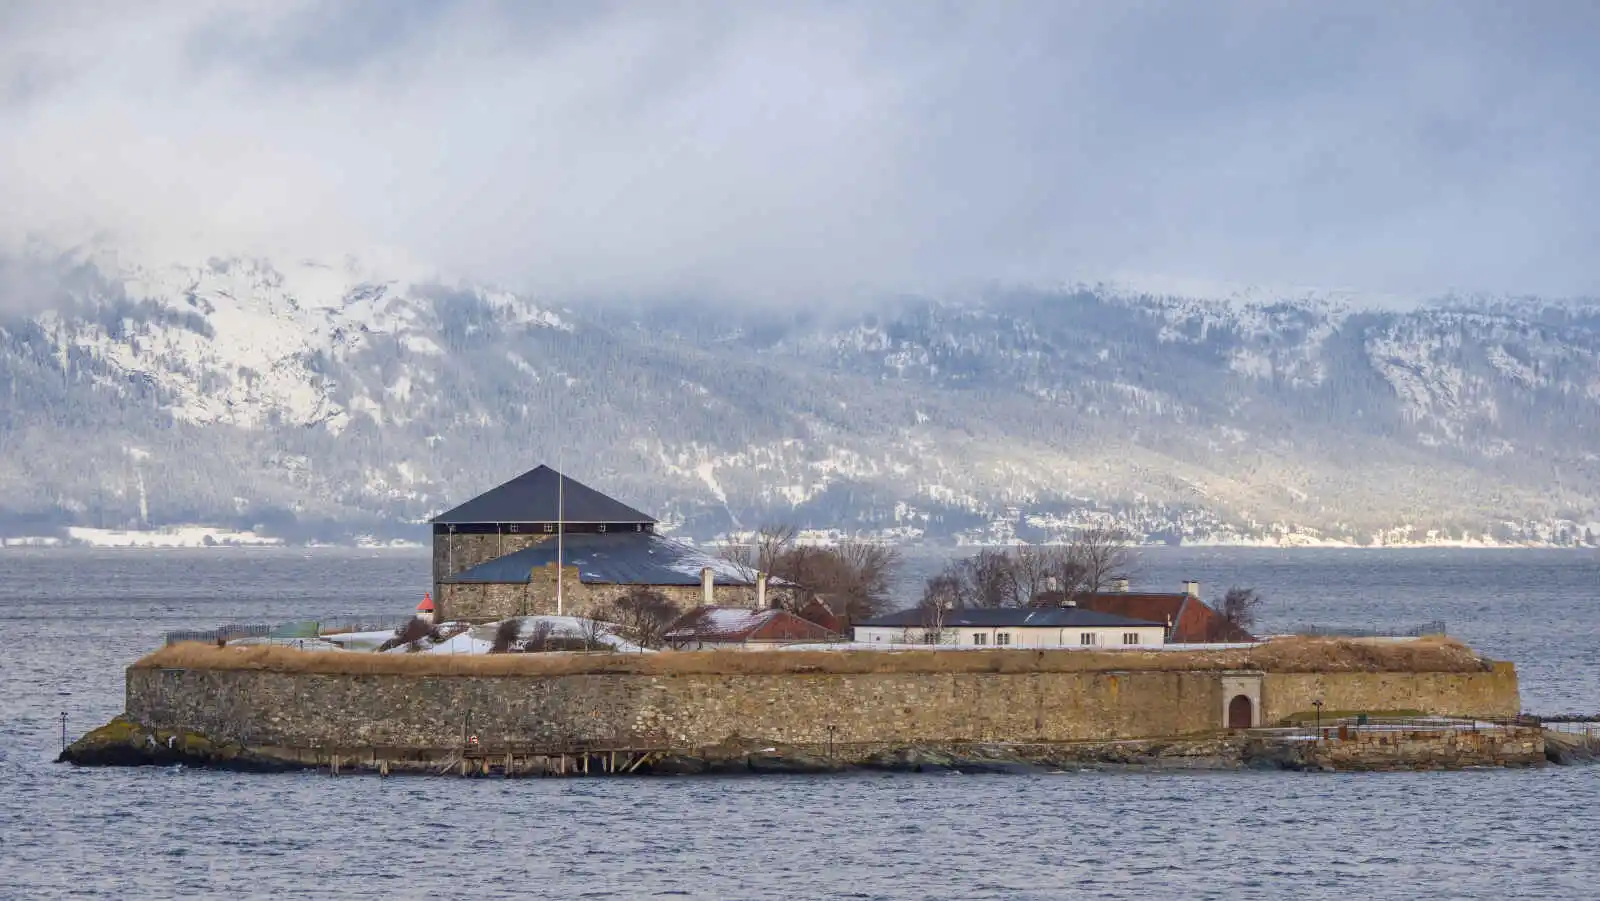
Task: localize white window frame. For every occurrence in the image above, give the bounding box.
[995,632,1011,646]
[1123,632,1140,645]
[973,633,988,646]
[1080,632,1096,646]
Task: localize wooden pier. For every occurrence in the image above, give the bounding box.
[316,739,676,778]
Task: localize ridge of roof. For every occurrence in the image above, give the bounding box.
[665,607,840,642]
[430,465,656,525]
[857,606,1164,629]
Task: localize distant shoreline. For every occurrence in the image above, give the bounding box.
[2,539,1594,552]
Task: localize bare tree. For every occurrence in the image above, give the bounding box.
[377,616,440,652]
[960,549,1023,607]
[717,523,798,581]
[927,531,1138,614]
[577,612,613,651]
[524,620,553,653]
[1212,586,1262,641]
[753,537,901,621]
[602,587,682,649]
[917,572,960,644]
[1012,545,1089,604]
[489,618,521,653]
[1066,527,1139,594]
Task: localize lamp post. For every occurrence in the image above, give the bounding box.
[1312,699,1324,736]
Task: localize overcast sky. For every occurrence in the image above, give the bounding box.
[3,1,1597,303]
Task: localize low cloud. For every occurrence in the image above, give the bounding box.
[2,1,1597,303]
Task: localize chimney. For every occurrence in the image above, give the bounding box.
[701,567,715,608]
[1112,577,1130,593]
[755,571,768,609]
[1183,580,1200,599]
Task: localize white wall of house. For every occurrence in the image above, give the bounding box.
[852,624,1166,648]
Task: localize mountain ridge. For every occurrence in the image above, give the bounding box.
[2,252,1597,547]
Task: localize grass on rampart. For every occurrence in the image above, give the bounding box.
[133,635,1493,677]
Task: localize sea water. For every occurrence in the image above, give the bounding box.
[2,548,1597,899]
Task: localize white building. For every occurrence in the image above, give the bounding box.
[852,606,1166,648]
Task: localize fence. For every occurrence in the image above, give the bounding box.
[164,615,418,646]
[163,624,274,645]
[1292,621,1447,639]
[316,615,418,635]
[1271,714,1541,740]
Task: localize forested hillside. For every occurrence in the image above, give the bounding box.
[2,253,1598,545]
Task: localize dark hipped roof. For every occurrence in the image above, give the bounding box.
[857,607,1163,629]
[430,465,656,525]
[441,531,752,586]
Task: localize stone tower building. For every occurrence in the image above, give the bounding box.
[430,465,761,621]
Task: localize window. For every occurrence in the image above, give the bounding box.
[1080,632,1096,646]
[597,524,607,533]
[507,523,519,534]
[1123,632,1140,645]
[973,633,988,646]
[922,632,939,645]
[543,523,555,533]
[995,632,1011,646]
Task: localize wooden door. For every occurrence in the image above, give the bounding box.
[1228,694,1254,729]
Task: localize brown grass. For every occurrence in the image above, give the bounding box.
[133,635,1491,677]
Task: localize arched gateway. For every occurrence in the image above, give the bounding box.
[1220,671,1263,730]
[1227,694,1254,729]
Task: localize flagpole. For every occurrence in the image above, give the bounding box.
[556,452,565,617]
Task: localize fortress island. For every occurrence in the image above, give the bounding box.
[62,466,1591,775]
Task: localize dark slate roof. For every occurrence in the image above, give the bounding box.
[430,465,656,524]
[441,532,753,586]
[856,607,1164,629]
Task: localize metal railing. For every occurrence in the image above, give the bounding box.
[163,624,274,645]
[315,615,418,635]
[164,615,422,646]
[1267,714,1541,741]
[1292,621,1447,639]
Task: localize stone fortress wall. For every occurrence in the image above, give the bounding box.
[438,567,768,622]
[430,532,776,621]
[124,662,1522,754]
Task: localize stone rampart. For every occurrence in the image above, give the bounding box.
[1260,663,1521,721]
[1302,725,1544,770]
[125,663,1522,753]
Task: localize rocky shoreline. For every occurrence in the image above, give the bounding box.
[60,716,1567,776]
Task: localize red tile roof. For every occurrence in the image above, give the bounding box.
[1072,592,1255,643]
[665,607,842,644]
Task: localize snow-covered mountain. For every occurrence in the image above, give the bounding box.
[3,252,1598,546]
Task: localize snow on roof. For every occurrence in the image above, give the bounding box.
[664,607,839,642]
[382,616,652,655]
[857,606,1165,629]
[442,531,754,586]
